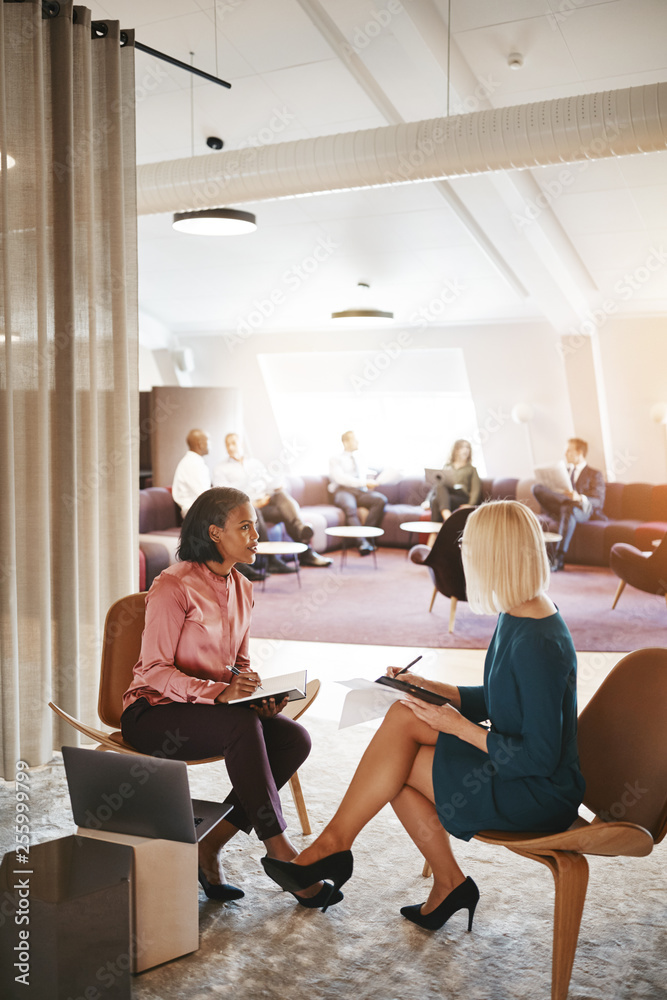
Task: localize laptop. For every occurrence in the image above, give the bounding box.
[62,745,231,844]
[424,467,465,489]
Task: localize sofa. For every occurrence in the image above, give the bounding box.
[137,477,667,588]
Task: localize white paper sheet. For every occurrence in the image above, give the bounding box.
[337,678,405,729]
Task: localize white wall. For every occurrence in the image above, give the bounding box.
[596,316,667,483]
[139,315,666,483]
[161,320,571,479]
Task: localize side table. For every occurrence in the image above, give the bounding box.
[325,526,384,570]
[0,836,132,1000]
[254,541,308,589]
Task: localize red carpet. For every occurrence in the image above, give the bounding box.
[249,548,667,651]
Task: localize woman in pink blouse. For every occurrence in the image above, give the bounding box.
[121,487,333,907]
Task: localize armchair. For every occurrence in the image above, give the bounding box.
[610,534,667,609]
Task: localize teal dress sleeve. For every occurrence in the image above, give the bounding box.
[457,685,488,723]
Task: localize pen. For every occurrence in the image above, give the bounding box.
[396,655,422,676]
[230,665,264,692]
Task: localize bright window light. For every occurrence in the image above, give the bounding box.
[257,348,485,477]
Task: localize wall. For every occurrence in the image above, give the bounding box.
[153,320,572,479]
[151,386,242,487]
[595,316,667,483]
[137,316,667,484]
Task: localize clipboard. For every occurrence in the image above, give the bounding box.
[375,675,450,706]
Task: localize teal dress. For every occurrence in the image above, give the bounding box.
[432,611,585,841]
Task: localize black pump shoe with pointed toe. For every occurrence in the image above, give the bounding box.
[261,850,353,912]
[198,867,245,902]
[400,876,479,931]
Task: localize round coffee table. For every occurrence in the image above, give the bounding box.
[399,520,442,549]
[254,541,308,589]
[325,526,384,570]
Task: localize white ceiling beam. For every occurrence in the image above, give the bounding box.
[390,0,601,329]
[295,0,528,301]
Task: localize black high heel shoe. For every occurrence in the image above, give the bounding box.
[198,867,245,902]
[400,876,479,931]
[293,885,344,909]
[261,850,353,913]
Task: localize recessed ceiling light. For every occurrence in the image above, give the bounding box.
[172,208,257,235]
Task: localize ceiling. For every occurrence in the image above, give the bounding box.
[88,0,667,338]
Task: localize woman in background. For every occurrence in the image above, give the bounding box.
[121,487,335,907]
[262,501,585,928]
[427,438,481,522]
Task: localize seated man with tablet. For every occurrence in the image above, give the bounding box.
[532,437,606,571]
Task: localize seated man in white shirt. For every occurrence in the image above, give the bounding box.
[213,433,332,570]
[328,430,387,556]
[171,428,212,516]
[172,428,264,581]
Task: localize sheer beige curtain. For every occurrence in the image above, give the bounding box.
[0,1,138,778]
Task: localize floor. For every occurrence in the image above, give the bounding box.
[249,637,626,724]
[1,641,640,1000]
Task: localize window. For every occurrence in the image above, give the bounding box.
[258,348,484,477]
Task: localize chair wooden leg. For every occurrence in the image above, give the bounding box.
[288,771,311,836]
[611,579,626,609]
[513,848,589,1000]
[428,586,437,613]
[448,596,458,633]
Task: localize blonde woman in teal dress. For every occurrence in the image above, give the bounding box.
[262,500,586,928]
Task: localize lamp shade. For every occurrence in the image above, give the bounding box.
[331,282,393,323]
[511,403,535,424]
[172,208,256,235]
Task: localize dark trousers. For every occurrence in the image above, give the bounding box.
[532,484,591,553]
[429,484,469,521]
[257,489,306,543]
[333,487,386,530]
[121,698,311,841]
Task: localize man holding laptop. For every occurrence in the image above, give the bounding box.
[532,437,606,571]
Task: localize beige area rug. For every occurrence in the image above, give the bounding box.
[1,719,665,1000]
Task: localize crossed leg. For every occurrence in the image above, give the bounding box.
[295,702,465,912]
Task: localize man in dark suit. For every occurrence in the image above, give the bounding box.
[532,438,606,571]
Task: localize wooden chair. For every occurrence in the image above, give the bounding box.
[610,534,667,610]
[49,592,318,835]
[422,647,667,999]
[409,506,474,631]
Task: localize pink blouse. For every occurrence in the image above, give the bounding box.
[123,561,253,710]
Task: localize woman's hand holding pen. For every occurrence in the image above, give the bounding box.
[216,668,262,703]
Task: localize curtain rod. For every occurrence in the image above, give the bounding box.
[132,40,232,90]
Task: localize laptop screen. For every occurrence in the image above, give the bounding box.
[63,746,200,843]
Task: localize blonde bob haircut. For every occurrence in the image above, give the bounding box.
[461,500,550,615]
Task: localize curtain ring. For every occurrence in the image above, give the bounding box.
[91,20,109,39]
[41,1,60,17]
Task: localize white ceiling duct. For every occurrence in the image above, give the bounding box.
[137,82,667,216]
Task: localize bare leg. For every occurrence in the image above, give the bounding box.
[198,818,239,883]
[390,746,465,913]
[296,703,439,866]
